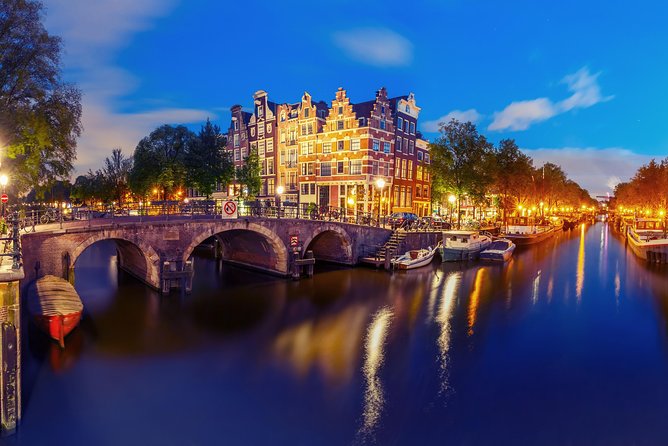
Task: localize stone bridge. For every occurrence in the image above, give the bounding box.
[20,216,396,291]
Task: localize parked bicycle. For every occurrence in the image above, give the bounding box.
[39,208,59,225]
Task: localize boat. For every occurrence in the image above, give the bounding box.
[391,243,439,270]
[439,230,492,262]
[502,216,556,245]
[480,238,516,262]
[28,275,84,348]
[626,218,668,262]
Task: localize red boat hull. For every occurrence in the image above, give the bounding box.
[33,312,82,348]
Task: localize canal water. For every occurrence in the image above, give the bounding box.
[6,222,668,445]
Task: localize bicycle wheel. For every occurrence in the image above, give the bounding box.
[40,214,49,225]
[21,218,35,233]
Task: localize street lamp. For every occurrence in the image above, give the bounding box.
[375,178,385,226]
[276,185,285,218]
[448,194,456,228]
[0,174,7,219]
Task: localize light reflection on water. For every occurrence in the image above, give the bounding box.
[15,224,668,445]
[357,307,393,439]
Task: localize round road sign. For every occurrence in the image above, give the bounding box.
[1,194,7,203]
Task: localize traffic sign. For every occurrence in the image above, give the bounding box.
[1,194,7,204]
[290,235,299,247]
[222,200,238,219]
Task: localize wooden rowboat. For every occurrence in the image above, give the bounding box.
[28,275,83,348]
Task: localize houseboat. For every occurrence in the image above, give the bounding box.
[626,218,668,262]
[439,230,492,262]
[502,216,556,246]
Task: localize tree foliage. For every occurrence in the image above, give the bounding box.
[184,118,233,197]
[128,124,195,199]
[235,147,261,199]
[0,0,82,194]
[104,148,132,204]
[614,158,668,212]
[428,119,495,226]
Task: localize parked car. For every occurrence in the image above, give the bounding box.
[388,212,419,229]
[420,215,449,230]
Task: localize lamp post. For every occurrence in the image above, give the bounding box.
[448,194,456,228]
[276,185,285,218]
[375,178,385,227]
[0,174,7,219]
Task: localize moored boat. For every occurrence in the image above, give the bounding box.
[28,275,84,348]
[439,230,492,262]
[502,216,556,245]
[480,238,516,262]
[626,218,668,262]
[391,243,439,270]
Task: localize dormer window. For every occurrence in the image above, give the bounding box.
[304,108,310,118]
[338,106,343,115]
[280,112,285,122]
[258,105,264,118]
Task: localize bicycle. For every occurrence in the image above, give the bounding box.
[20,216,36,233]
[39,208,58,225]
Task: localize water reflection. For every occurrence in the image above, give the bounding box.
[358,307,393,439]
[467,268,486,335]
[576,223,586,301]
[437,271,461,394]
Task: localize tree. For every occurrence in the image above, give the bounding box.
[103,148,132,204]
[428,119,495,227]
[236,147,261,199]
[185,118,233,197]
[128,125,195,200]
[0,0,82,194]
[492,139,534,222]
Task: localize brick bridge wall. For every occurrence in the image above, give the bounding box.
[20,217,393,290]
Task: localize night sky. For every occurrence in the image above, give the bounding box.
[42,0,668,196]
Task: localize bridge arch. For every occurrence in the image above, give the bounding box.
[70,232,161,289]
[183,222,289,275]
[302,224,354,264]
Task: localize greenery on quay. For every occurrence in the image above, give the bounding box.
[613,159,668,216]
[428,120,595,219]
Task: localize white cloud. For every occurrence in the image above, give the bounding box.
[332,28,413,67]
[42,0,213,174]
[522,147,652,197]
[489,67,612,132]
[421,109,482,133]
[557,67,614,112]
[488,98,555,131]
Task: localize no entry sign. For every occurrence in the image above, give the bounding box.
[222,200,238,219]
[0,194,7,203]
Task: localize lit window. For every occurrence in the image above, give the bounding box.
[372,140,379,151]
[351,139,360,151]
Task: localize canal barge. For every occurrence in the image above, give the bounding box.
[439,230,492,261]
[626,218,668,263]
[502,216,556,246]
[28,275,84,348]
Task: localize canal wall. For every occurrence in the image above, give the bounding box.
[0,265,23,435]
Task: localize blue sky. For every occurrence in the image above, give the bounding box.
[42,0,668,196]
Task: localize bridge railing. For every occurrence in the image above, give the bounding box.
[9,201,402,230]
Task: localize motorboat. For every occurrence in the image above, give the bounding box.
[502,216,556,245]
[391,243,439,270]
[626,218,668,262]
[439,230,492,262]
[28,275,83,348]
[480,238,516,262]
